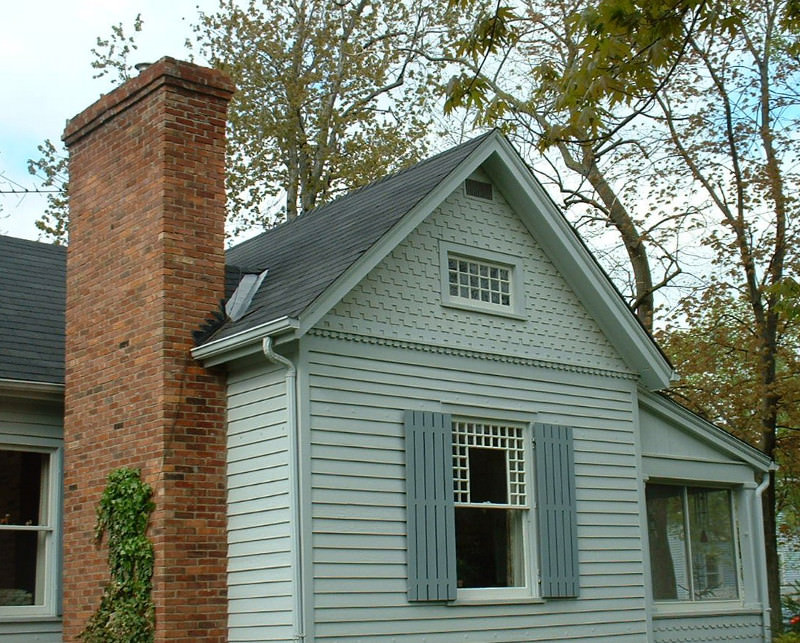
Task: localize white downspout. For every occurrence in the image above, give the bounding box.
[755,468,773,643]
[262,337,305,642]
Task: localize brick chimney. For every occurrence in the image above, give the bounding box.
[62,58,233,641]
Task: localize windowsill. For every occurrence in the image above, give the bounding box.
[442,300,527,321]
[651,599,759,618]
[0,613,61,623]
[450,596,545,606]
[452,586,539,605]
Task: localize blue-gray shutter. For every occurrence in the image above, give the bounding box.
[404,410,457,601]
[534,422,579,598]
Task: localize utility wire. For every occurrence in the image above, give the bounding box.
[0,188,61,194]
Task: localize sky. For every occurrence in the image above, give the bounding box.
[0,0,220,240]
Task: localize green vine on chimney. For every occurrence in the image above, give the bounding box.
[80,468,155,643]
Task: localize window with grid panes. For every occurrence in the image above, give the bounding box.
[452,420,527,589]
[448,256,512,308]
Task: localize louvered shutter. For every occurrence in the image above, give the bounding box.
[534,422,579,598]
[404,410,457,601]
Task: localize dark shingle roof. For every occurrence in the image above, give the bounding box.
[216,132,491,340]
[0,235,66,385]
[1,133,491,368]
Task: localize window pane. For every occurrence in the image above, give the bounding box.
[688,488,738,600]
[0,450,47,526]
[0,449,49,607]
[468,448,507,504]
[456,507,523,588]
[447,254,513,308]
[646,484,690,600]
[0,531,46,606]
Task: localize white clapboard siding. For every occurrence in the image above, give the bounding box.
[0,396,63,642]
[305,333,646,642]
[225,360,293,642]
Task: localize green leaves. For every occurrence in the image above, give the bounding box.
[81,468,155,643]
[194,0,448,232]
[452,4,519,61]
[90,14,144,84]
[27,138,68,245]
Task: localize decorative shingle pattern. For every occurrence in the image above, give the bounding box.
[319,171,630,373]
[215,132,492,340]
[0,235,66,384]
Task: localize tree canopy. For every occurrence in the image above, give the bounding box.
[193,0,451,233]
[26,1,454,242]
[440,0,799,628]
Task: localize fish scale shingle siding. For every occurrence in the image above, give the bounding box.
[319,176,630,374]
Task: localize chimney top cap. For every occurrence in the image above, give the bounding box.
[63,57,234,147]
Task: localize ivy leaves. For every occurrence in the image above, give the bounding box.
[81,468,155,643]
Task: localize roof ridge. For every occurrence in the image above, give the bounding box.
[0,234,66,252]
[228,130,494,256]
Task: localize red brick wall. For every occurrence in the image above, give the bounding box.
[62,58,233,642]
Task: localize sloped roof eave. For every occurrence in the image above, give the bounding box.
[638,388,772,472]
[203,131,674,389]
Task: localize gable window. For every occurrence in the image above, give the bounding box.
[448,257,512,308]
[0,447,60,616]
[439,242,525,319]
[405,411,578,602]
[646,484,739,602]
[452,421,527,590]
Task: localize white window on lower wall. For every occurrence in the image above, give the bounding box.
[0,446,60,617]
[404,411,579,603]
[645,483,739,602]
[452,420,528,594]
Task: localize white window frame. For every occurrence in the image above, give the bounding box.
[645,482,742,611]
[451,417,536,602]
[0,441,62,619]
[439,242,526,320]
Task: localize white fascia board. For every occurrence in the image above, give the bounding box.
[483,137,673,390]
[638,388,772,472]
[297,132,503,336]
[0,379,64,400]
[191,316,299,367]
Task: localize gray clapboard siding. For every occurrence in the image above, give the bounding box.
[0,619,63,642]
[305,334,644,641]
[225,360,293,641]
[0,397,62,441]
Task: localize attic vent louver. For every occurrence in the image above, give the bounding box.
[465,178,493,200]
[226,269,268,321]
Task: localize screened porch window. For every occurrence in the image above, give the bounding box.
[646,484,739,602]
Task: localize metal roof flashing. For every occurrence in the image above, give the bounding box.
[225,269,269,321]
